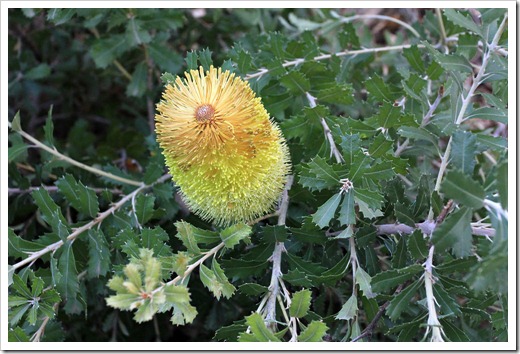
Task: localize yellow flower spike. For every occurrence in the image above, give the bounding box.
[155,66,291,226]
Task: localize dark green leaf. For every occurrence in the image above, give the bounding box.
[496,160,507,209]
[443,9,483,38]
[283,269,313,287]
[366,75,399,102]
[87,229,110,278]
[299,156,346,192]
[377,102,401,129]
[279,71,311,94]
[44,106,54,146]
[185,51,198,70]
[433,284,461,316]
[135,194,155,224]
[238,283,268,297]
[394,203,415,227]
[89,35,129,69]
[57,241,80,311]
[371,265,423,293]
[56,174,99,218]
[198,48,213,70]
[407,230,428,259]
[432,207,473,257]
[126,18,151,46]
[402,45,425,72]
[262,225,288,243]
[439,319,471,341]
[25,63,51,80]
[465,107,507,124]
[386,280,422,321]
[441,170,484,209]
[126,61,147,97]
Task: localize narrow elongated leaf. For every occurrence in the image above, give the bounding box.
[32,188,66,226]
[8,141,29,163]
[312,193,342,228]
[57,241,79,306]
[297,321,328,342]
[386,280,422,320]
[407,230,428,259]
[433,284,461,316]
[402,45,425,72]
[432,207,473,257]
[339,190,356,225]
[126,61,147,97]
[135,194,155,225]
[56,174,99,218]
[371,265,423,293]
[465,107,507,124]
[87,229,110,278]
[443,9,483,38]
[355,267,376,298]
[211,258,236,299]
[174,221,201,254]
[336,294,358,320]
[289,289,312,318]
[441,170,484,209]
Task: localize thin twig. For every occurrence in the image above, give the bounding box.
[328,220,495,238]
[264,175,294,331]
[333,13,421,38]
[244,44,425,81]
[9,122,142,187]
[305,92,345,163]
[423,245,445,342]
[351,283,405,342]
[11,174,171,271]
[435,9,448,49]
[8,186,123,196]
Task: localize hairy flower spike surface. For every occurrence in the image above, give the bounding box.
[155,66,290,226]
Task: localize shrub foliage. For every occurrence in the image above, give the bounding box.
[8,8,508,342]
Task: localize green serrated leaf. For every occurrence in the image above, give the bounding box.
[297,321,328,342]
[282,269,313,287]
[238,283,268,297]
[338,190,356,225]
[290,289,312,318]
[87,229,110,278]
[451,131,477,174]
[239,313,281,342]
[432,207,473,257]
[366,75,399,102]
[126,18,151,47]
[11,111,22,132]
[407,230,428,259]
[465,107,507,124]
[262,225,288,243]
[336,294,358,320]
[32,188,67,227]
[402,45,425,72]
[199,48,213,70]
[299,156,346,192]
[377,102,401,128]
[220,223,252,248]
[443,9,483,38]
[371,264,423,293]
[433,283,461,316]
[174,221,201,254]
[126,61,147,97]
[356,267,377,299]
[279,70,311,94]
[312,193,342,228]
[135,194,155,224]
[56,174,99,218]
[57,241,80,311]
[441,170,485,209]
[212,258,236,299]
[386,279,422,321]
[89,34,129,69]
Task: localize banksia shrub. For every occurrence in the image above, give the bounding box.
[155,66,290,225]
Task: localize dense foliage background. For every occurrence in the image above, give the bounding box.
[7,8,508,343]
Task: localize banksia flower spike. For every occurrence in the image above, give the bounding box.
[155,66,290,226]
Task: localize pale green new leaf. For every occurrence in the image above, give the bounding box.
[238,313,281,342]
[289,289,312,318]
[220,223,252,248]
[174,221,201,254]
[297,321,328,342]
[212,258,236,299]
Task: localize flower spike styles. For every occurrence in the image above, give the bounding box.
[155,66,290,226]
